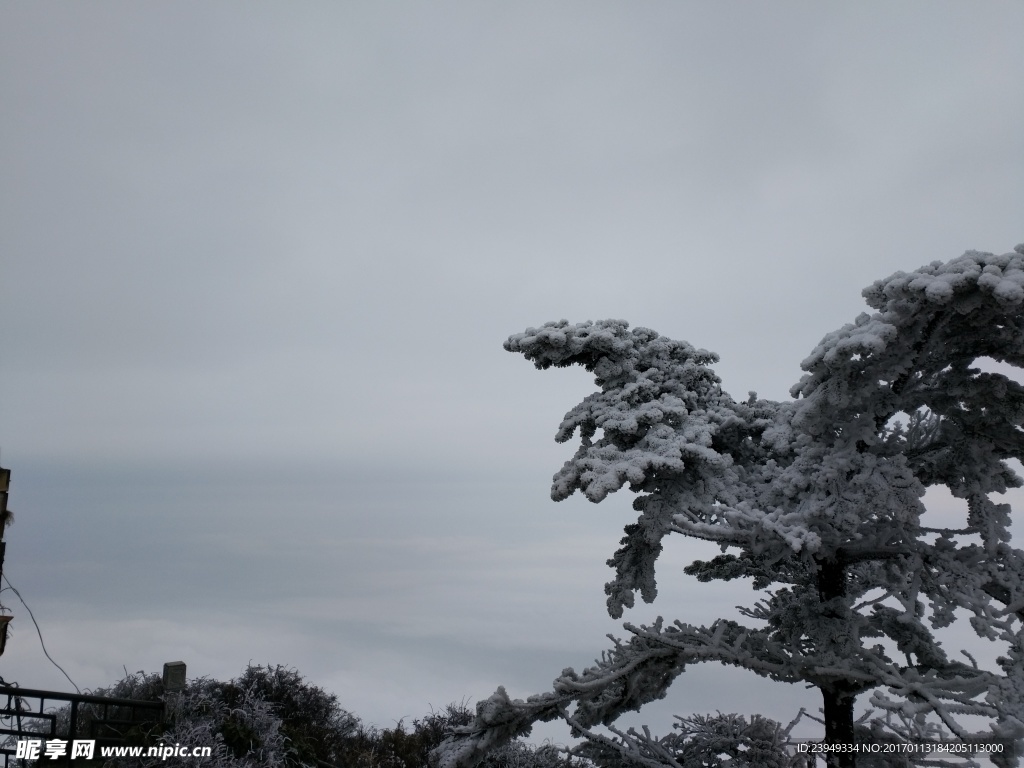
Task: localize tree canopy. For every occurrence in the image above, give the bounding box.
[432,244,1024,768]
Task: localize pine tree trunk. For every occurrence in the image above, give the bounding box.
[822,687,857,768]
[816,557,858,768]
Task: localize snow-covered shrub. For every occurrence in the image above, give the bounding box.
[85,665,359,768]
[93,672,288,768]
[336,701,592,768]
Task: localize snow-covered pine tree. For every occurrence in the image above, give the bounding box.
[431,245,1024,768]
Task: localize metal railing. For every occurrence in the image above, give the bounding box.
[0,685,164,765]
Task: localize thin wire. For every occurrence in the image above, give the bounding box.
[2,574,80,694]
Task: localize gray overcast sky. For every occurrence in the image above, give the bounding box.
[1,0,1022,748]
